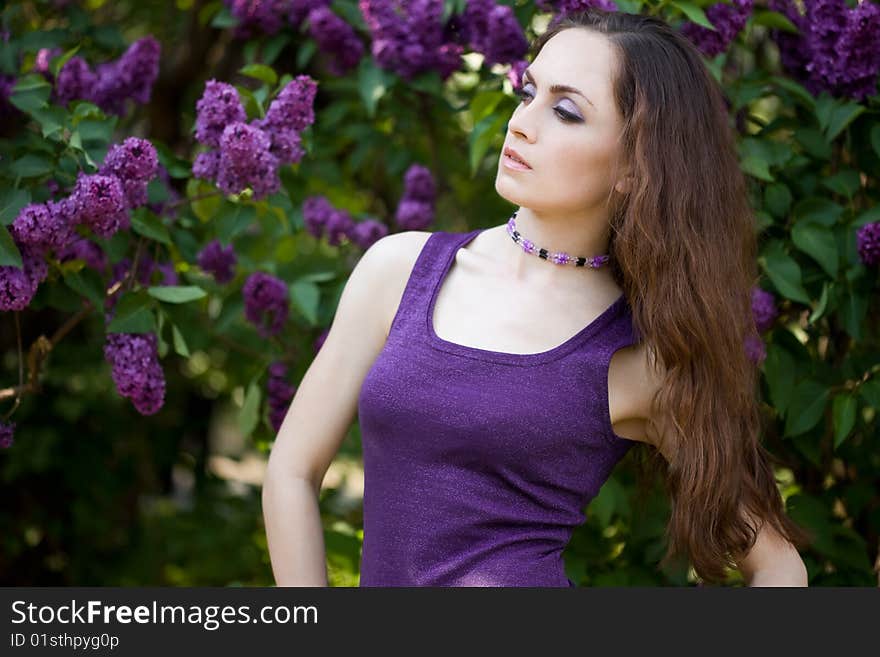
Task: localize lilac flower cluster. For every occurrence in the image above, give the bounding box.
[460,0,529,67]
[243,272,290,337]
[266,361,297,432]
[103,331,166,415]
[224,0,331,39]
[359,0,465,80]
[54,36,161,115]
[537,0,618,28]
[395,163,436,230]
[769,0,880,102]
[307,6,365,76]
[0,420,14,449]
[751,286,778,333]
[197,239,238,283]
[1,138,156,311]
[192,76,316,200]
[680,0,754,58]
[302,195,389,248]
[856,221,880,267]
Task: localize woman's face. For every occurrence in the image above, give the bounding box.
[495,28,626,215]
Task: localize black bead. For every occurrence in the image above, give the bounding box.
[576,257,587,267]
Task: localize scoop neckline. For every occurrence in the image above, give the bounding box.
[425,228,627,366]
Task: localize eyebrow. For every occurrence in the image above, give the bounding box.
[522,68,596,110]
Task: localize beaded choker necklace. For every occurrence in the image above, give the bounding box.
[505,211,610,268]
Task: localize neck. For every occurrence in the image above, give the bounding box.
[500,207,615,288]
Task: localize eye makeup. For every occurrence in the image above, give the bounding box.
[514,85,584,123]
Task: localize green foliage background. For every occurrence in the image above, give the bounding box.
[0,0,878,586]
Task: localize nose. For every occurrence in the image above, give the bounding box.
[506,103,536,145]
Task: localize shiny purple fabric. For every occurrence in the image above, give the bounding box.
[357,229,638,587]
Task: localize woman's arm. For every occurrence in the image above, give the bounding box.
[735,506,809,587]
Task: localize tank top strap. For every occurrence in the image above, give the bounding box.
[388,230,478,338]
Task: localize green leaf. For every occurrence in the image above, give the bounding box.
[0,188,31,226]
[783,380,828,438]
[262,34,291,66]
[469,112,508,176]
[820,169,861,199]
[839,289,868,340]
[793,127,832,160]
[210,5,238,28]
[238,379,262,438]
[792,197,844,227]
[296,40,317,70]
[751,9,799,32]
[760,241,811,305]
[791,221,838,279]
[171,323,190,358]
[131,208,172,245]
[825,103,864,142]
[763,343,795,414]
[771,76,815,110]
[64,269,106,312]
[831,394,857,450]
[50,44,80,78]
[871,124,880,160]
[216,204,256,244]
[30,105,66,139]
[106,293,156,334]
[470,90,506,124]
[858,380,880,410]
[740,155,774,181]
[808,282,829,324]
[11,153,53,178]
[852,205,880,229]
[763,183,791,219]
[358,58,394,118]
[9,74,52,113]
[290,278,320,326]
[239,63,277,86]
[147,285,207,304]
[0,225,23,268]
[672,1,715,30]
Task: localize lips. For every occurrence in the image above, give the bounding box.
[503,146,531,169]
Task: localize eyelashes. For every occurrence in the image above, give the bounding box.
[513,87,581,123]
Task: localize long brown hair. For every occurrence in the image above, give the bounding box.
[530,9,813,583]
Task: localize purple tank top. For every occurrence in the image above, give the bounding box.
[356,228,639,587]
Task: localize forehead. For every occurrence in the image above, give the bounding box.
[531,28,617,97]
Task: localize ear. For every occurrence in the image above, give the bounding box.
[614,175,633,195]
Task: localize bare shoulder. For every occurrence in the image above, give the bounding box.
[609,340,677,461]
[359,230,433,338]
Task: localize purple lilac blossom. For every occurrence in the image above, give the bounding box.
[744,334,767,366]
[89,37,161,115]
[395,198,434,230]
[260,75,318,134]
[751,287,778,333]
[307,6,365,76]
[360,0,464,80]
[57,237,108,271]
[53,57,97,105]
[462,1,528,67]
[402,163,436,201]
[34,47,62,81]
[768,0,880,102]
[195,80,248,148]
[0,242,48,311]
[104,331,166,415]
[225,0,289,38]
[267,361,297,433]
[507,59,528,91]
[680,0,754,58]
[216,122,281,199]
[857,221,880,266]
[197,239,238,283]
[72,173,129,238]
[156,261,179,286]
[302,195,334,238]
[99,137,159,183]
[325,208,354,246]
[243,272,290,337]
[11,202,74,251]
[348,218,389,249]
[0,421,14,449]
[193,150,221,180]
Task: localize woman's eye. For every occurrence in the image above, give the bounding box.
[514,88,579,123]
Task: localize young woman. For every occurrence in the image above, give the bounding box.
[262,8,812,587]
